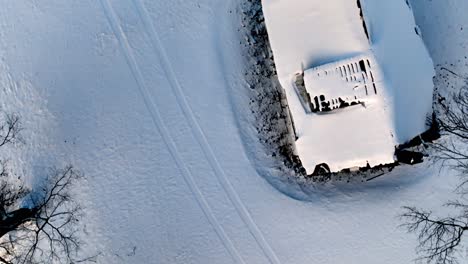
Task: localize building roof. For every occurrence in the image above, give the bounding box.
[262,0,370,80]
[262,0,435,173]
[303,54,381,113]
[294,54,396,172]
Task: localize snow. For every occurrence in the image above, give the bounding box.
[261,0,370,77]
[262,0,435,172]
[296,53,396,172]
[362,0,435,143]
[0,0,466,263]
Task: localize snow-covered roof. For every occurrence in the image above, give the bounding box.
[303,54,382,113]
[262,0,435,173]
[262,0,370,79]
[293,54,396,172]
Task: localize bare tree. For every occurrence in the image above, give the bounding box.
[401,203,468,264]
[0,113,87,264]
[0,113,21,148]
[432,82,468,182]
[401,70,468,264]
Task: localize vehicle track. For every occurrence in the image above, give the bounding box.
[99,0,246,263]
[131,1,281,264]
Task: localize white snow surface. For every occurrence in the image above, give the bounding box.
[262,0,435,172]
[0,0,467,263]
[261,0,370,78]
[297,54,396,172]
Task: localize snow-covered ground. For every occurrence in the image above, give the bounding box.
[0,0,467,263]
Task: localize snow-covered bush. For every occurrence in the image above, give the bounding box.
[239,0,306,176]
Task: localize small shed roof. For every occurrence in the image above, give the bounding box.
[295,54,396,172]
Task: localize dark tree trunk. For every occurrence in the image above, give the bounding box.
[0,207,37,238]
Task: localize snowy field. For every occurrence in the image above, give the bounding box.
[0,0,467,263]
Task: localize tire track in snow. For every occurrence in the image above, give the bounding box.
[131,1,281,264]
[98,1,246,263]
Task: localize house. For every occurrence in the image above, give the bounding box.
[262,0,435,173]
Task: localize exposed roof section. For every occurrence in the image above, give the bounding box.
[302,54,381,113]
